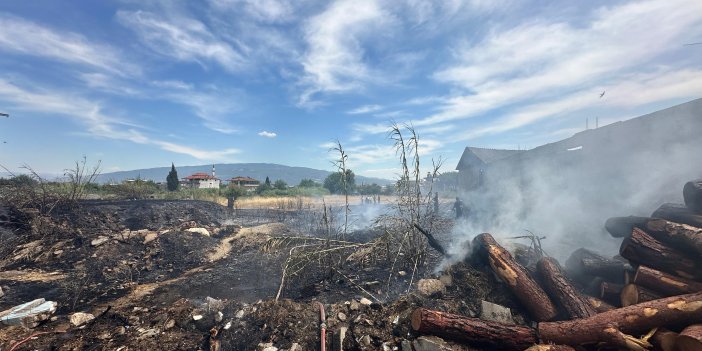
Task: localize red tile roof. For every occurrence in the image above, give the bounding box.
[184,172,218,180]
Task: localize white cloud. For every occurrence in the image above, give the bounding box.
[419,0,702,129]
[297,0,390,106]
[0,79,239,161]
[347,104,383,114]
[258,130,277,138]
[209,0,297,23]
[0,14,136,76]
[117,10,247,72]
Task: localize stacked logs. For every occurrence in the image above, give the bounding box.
[411,180,702,350]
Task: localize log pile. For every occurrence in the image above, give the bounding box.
[411,180,702,350]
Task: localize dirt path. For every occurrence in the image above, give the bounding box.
[0,270,66,282]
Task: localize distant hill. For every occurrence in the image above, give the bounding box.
[96,163,392,186]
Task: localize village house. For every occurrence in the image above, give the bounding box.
[229,176,260,191]
[182,165,220,189]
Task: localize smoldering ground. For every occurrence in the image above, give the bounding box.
[445,112,702,264]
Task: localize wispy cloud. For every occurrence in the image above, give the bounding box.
[117,10,247,72]
[0,79,239,161]
[297,0,390,106]
[258,130,277,138]
[346,104,383,114]
[0,13,137,76]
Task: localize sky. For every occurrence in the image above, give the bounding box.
[0,0,701,179]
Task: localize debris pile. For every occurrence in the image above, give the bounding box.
[412,179,702,350]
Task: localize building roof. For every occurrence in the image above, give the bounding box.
[184,172,218,180]
[230,176,259,182]
[456,147,524,170]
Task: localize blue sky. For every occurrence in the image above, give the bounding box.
[0,0,701,179]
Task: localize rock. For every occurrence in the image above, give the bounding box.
[480,300,514,325]
[115,326,126,335]
[337,312,347,321]
[186,227,210,236]
[192,314,203,321]
[164,319,176,330]
[91,236,110,247]
[0,286,3,299]
[398,270,407,276]
[235,309,245,319]
[215,311,223,322]
[257,343,278,351]
[138,328,160,339]
[417,279,445,298]
[349,299,360,311]
[289,343,302,351]
[358,335,372,347]
[70,312,95,327]
[53,249,63,256]
[412,336,450,351]
[401,339,413,351]
[0,298,57,328]
[359,297,372,306]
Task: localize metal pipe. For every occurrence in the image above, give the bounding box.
[318,302,327,351]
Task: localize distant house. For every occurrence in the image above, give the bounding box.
[229,176,260,191]
[183,166,220,189]
[455,147,523,190]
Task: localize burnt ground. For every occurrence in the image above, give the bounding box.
[0,200,526,351]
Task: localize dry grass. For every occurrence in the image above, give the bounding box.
[228,195,397,210]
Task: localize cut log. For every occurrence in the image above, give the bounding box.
[565,248,627,283]
[414,293,702,348]
[410,308,538,350]
[605,216,650,238]
[473,233,558,321]
[537,257,597,319]
[620,284,661,307]
[677,324,702,351]
[650,328,678,351]
[537,292,702,346]
[584,296,615,313]
[633,265,702,296]
[684,179,702,213]
[524,345,576,351]
[619,227,701,280]
[652,203,702,228]
[600,281,624,304]
[642,218,702,257]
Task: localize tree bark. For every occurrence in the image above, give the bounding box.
[652,203,702,228]
[584,296,615,313]
[524,345,576,351]
[537,257,597,319]
[619,227,701,280]
[642,218,702,257]
[473,233,558,321]
[620,284,661,307]
[633,265,702,296]
[565,248,627,283]
[650,328,678,351]
[684,179,702,213]
[600,281,624,305]
[677,324,702,351]
[605,216,650,238]
[410,308,538,351]
[537,292,702,346]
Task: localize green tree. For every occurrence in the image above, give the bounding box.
[264,176,271,186]
[323,169,355,194]
[298,178,317,187]
[166,163,179,191]
[357,183,382,195]
[274,179,288,190]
